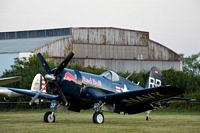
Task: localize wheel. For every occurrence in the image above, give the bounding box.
[93,112,104,124]
[44,111,55,123]
[146,116,151,121]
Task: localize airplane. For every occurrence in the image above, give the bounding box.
[6,50,183,124]
[0,76,21,86]
[0,76,23,100]
[0,74,46,103]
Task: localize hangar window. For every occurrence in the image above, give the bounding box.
[100,70,119,82]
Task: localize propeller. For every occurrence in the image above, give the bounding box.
[29,50,75,106]
[29,81,49,105]
[37,52,51,74]
[54,50,75,76]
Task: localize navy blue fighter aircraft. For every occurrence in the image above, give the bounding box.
[8,50,182,124]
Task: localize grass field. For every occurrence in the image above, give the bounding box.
[0,109,200,133]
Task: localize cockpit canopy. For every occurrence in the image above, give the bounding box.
[100,70,119,82]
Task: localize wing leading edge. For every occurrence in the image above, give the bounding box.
[8,88,58,101]
[8,85,182,108]
[96,85,182,106]
[0,76,22,86]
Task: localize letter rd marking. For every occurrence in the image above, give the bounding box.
[148,77,161,88]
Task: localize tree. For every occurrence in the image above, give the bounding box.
[0,53,58,102]
[2,53,200,103]
[181,52,200,75]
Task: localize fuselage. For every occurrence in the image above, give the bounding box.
[60,68,143,95]
[52,68,144,111]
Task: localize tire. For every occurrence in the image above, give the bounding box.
[93,112,104,124]
[44,111,55,123]
[146,116,151,121]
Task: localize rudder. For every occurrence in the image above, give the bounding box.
[145,66,162,88]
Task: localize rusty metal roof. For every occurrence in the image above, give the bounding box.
[0,27,181,61]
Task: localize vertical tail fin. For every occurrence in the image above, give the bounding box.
[40,76,46,102]
[145,66,162,88]
[31,73,46,104]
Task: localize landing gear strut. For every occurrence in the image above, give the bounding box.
[92,102,105,124]
[146,110,151,121]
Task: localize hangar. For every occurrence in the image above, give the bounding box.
[0,27,182,75]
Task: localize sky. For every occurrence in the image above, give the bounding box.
[0,0,200,56]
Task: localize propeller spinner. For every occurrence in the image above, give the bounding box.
[29,50,75,106]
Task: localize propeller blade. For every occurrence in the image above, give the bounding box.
[37,52,51,74]
[29,81,49,105]
[54,50,75,76]
[53,81,68,106]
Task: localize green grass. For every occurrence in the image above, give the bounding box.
[0,109,200,133]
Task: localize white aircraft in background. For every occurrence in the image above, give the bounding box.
[0,74,46,103]
[0,76,22,86]
[0,76,23,100]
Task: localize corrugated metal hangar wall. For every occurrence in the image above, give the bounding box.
[0,27,182,73]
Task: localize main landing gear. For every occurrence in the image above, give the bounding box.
[93,112,104,124]
[43,100,57,123]
[43,100,106,124]
[93,102,105,124]
[44,111,55,123]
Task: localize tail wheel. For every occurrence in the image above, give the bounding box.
[44,111,55,123]
[93,112,104,124]
[146,116,151,121]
